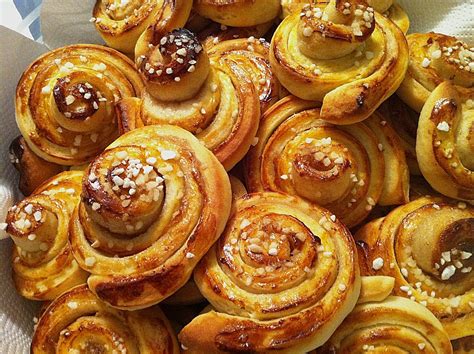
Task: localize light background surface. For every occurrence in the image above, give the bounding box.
[0,0,42,40]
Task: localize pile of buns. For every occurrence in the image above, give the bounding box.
[2,0,473,353]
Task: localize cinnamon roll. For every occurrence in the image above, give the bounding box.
[92,0,193,54]
[186,9,272,47]
[317,296,453,353]
[31,285,179,353]
[194,0,280,27]
[397,33,474,113]
[15,44,144,168]
[206,37,281,113]
[281,0,409,34]
[270,0,408,124]
[245,96,409,228]
[417,82,474,201]
[4,171,88,301]
[121,28,261,170]
[179,192,361,353]
[355,196,474,343]
[70,125,232,309]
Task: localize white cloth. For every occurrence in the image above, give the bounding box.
[0,0,472,352]
[397,0,473,42]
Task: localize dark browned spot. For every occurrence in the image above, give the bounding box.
[53,78,99,120]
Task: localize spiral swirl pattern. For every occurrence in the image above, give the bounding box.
[397,33,474,113]
[15,44,144,166]
[93,0,193,54]
[245,96,409,228]
[270,0,409,124]
[179,192,360,353]
[70,125,232,310]
[417,82,474,201]
[355,196,474,342]
[126,28,262,170]
[317,296,453,353]
[5,171,88,300]
[207,37,281,113]
[31,285,179,353]
[165,175,247,306]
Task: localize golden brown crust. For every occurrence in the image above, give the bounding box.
[15,44,144,166]
[9,136,65,196]
[93,0,193,54]
[31,285,180,353]
[194,0,280,27]
[281,0,409,34]
[206,37,281,113]
[70,125,232,309]
[136,28,211,102]
[378,1,409,34]
[355,196,474,341]
[280,0,325,19]
[245,95,409,227]
[397,33,474,113]
[186,5,273,43]
[364,110,410,205]
[128,28,262,170]
[317,296,453,353]
[270,1,409,124]
[116,97,145,134]
[180,192,361,353]
[5,171,88,300]
[358,275,395,304]
[416,82,474,201]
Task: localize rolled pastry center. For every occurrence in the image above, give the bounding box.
[56,316,138,353]
[219,210,322,295]
[399,206,473,287]
[290,138,355,205]
[9,204,57,255]
[83,147,165,235]
[297,1,375,60]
